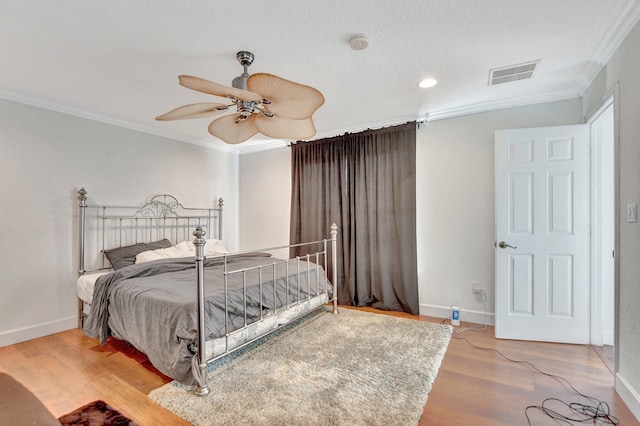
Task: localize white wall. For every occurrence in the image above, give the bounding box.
[583,19,640,420]
[0,98,239,346]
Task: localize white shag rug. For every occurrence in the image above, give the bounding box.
[149,308,451,426]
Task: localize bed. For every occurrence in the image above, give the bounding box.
[76,188,338,395]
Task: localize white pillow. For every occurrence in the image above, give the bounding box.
[135,239,228,264]
[201,239,228,257]
[180,239,228,257]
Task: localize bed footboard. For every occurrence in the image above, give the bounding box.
[330,223,338,315]
[193,226,210,396]
[191,224,339,396]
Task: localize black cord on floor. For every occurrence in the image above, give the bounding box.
[439,317,620,425]
[525,397,618,425]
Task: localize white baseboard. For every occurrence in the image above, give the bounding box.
[0,316,76,348]
[420,303,495,326]
[603,330,615,346]
[616,372,640,422]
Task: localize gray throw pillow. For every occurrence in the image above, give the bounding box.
[104,239,172,270]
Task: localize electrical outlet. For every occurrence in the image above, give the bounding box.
[472,282,483,293]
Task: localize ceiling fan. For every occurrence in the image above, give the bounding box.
[156,51,325,144]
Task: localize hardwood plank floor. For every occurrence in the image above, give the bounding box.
[0,308,637,425]
[0,330,190,425]
[420,319,637,425]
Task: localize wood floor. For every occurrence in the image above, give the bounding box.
[0,307,637,425]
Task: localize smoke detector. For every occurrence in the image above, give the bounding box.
[349,34,369,50]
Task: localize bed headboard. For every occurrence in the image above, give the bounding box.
[77,188,223,275]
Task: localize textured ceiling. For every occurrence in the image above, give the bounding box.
[1,0,639,152]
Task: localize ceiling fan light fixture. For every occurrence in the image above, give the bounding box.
[418,78,438,89]
[157,51,324,144]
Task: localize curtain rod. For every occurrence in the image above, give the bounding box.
[289,120,419,146]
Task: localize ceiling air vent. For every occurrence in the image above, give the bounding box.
[489,60,540,86]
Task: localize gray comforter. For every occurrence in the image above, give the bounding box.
[83,253,328,385]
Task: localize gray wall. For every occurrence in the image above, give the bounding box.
[582,19,640,418]
[416,99,582,322]
[239,147,291,256]
[0,98,239,346]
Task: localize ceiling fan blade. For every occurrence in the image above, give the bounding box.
[255,114,317,140]
[179,75,262,102]
[155,102,229,121]
[208,114,259,144]
[248,73,324,120]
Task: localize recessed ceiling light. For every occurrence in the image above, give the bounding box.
[418,78,438,89]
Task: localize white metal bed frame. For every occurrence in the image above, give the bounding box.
[77,188,338,396]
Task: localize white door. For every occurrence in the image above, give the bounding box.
[495,125,590,344]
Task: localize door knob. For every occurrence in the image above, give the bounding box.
[497,241,517,249]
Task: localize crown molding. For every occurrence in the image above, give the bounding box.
[577,0,640,95]
[239,90,582,154]
[1,85,581,157]
[0,88,236,154]
[424,89,580,122]
[237,139,289,155]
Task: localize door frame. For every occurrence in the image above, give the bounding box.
[586,89,619,371]
[588,95,614,347]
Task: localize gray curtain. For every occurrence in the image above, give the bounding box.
[290,122,418,314]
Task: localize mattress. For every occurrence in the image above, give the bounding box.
[78,269,328,363]
[206,292,328,358]
[77,271,112,314]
